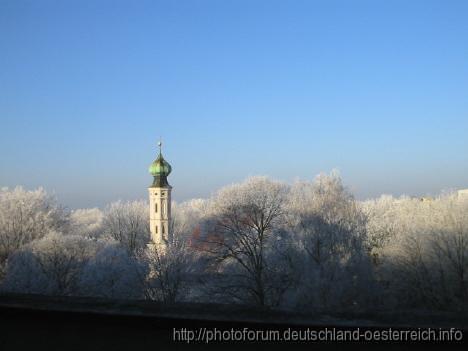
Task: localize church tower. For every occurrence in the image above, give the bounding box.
[148,141,172,252]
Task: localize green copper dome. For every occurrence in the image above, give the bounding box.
[149,153,172,177]
[149,141,172,188]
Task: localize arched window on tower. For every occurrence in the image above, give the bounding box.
[155,225,158,234]
[155,203,158,213]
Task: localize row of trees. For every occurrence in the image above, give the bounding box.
[363,193,468,310]
[0,175,467,313]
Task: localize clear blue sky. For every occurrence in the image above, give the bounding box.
[1,0,467,208]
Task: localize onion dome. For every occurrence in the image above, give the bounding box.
[149,153,172,177]
[149,141,172,188]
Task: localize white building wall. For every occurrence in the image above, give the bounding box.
[148,186,172,250]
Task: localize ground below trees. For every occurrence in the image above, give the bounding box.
[0,294,466,350]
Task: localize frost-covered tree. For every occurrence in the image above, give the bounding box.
[430,196,468,305]
[69,208,104,238]
[286,172,373,311]
[204,176,292,307]
[363,192,468,310]
[102,200,150,254]
[171,199,209,241]
[142,238,197,303]
[80,243,144,299]
[0,187,68,277]
[361,194,402,265]
[0,250,47,294]
[2,231,103,295]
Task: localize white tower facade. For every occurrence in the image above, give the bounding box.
[148,142,172,251]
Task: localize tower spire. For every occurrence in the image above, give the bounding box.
[148,140,172,253]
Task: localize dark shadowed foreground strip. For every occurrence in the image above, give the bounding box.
[0,294,466,351]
